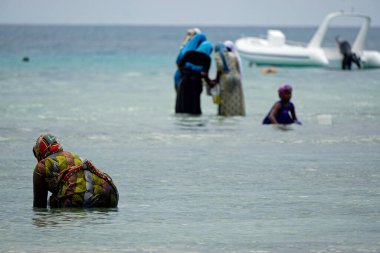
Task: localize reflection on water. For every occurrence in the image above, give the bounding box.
[173,113,245,130]
[32,208,119,228]
[174,113,208,128]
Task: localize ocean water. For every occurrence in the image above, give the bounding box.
[0,25,379,253]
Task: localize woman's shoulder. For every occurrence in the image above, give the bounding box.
[270,101,282,111]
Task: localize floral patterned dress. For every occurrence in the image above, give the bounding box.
[34,151,118,208]
[215,51,245,116]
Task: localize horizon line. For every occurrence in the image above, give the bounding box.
[1,22,378,28]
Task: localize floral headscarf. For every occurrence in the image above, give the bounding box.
[33,133,63,161]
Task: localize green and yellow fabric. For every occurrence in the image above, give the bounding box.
[34,151,118,208]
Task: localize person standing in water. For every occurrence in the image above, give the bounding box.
[263,84,301,125]
[174,28,203,93]
[33,133,119,208]
[175,40,214,115]
[335,36,361,70]
[213,41,245,116]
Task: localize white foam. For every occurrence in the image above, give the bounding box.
[87,135,112,141]
[124,72,142,77]
[0,136,10,141]
[317,114,332,125]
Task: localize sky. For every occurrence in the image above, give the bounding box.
[0,0,379,27]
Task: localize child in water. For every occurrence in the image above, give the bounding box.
[263,84,301,125]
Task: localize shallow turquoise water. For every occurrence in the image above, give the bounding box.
[0,25,379,253]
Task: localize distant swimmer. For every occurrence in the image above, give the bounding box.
[22,57,29,62]
[33,133,119,208]
[335,36,361,70]
[261,67,277,74]
[263,84,301,125]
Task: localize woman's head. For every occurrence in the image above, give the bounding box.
[33,133,63,161]
[214,42,227,53]
[223,40,235,52]
[186,28,201,37]
[182,28,202,46]
[278,84,292,100]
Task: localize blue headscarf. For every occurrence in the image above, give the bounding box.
[176,33,207,65]
[174,33,207,88]
[182,41,213,73]
[215,42,229,72]
[196,41,213,56]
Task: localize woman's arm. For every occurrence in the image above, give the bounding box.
[290,105,301,124]
[290,106,297,121]
[201,71,216,88]
[268,102,281,124]
[33,172,48,208]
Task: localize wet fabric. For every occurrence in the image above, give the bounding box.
[263,101,295,124]
[215,50,245,116]
[175,51,211,115]
[34,151,118,208]
[174,33,207,89]
[175,71,204,115]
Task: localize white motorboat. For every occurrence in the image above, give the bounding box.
[235,11,380,68]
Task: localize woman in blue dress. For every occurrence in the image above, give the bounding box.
[263,84,301,125]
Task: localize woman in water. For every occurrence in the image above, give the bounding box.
[175,40,214,115]
[263,84,301,125]
[213,41,245,116]
[174,31,205,93]
[33,133,119,208]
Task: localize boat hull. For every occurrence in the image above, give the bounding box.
[236,37,380,68]
[236,37,328,67]
[235,12,380,69]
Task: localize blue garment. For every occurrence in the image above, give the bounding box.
[196,41,213,56]
[176,33,207,65]
[183,41,213,73]
[263,101,295,124]
[175,51,212,115]
[183,62,204,72]
[215,42,229,72]
[174,33,207,89]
